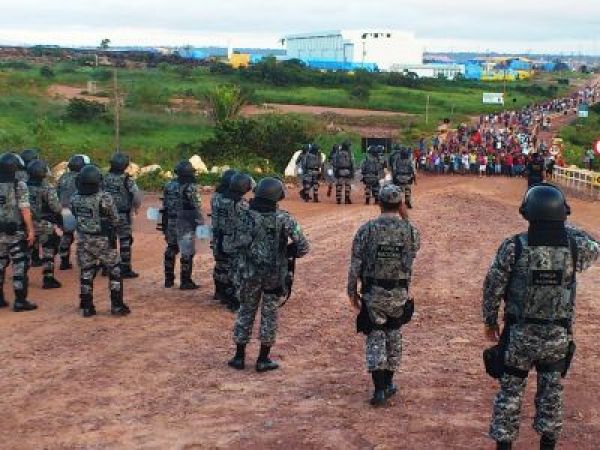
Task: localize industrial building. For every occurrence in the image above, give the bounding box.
[390,63,466,80]
[282,30,423,71]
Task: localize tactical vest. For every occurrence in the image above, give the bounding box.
[363,219,414,288]
[71,193,108,235]
[58,172,78,208]
[0,181,23,234]
[304,152,321,171]
[214,196,238,254]
[27,182,53,222]
[103,172,132,213]
[363,156,381,177]
[506,235,577,323]
[163,180,182,219]
[333,150,352,170]
[393,157,413,184]
[249,211,286,274]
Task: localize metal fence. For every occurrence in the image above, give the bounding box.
[553,166,600,200]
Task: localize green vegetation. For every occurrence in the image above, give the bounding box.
[560,103,600,170]
[0,58,592,183]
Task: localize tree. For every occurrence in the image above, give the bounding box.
[203,84,250,125]
[100,38,111,49]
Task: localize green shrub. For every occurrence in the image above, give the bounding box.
[40,66,55,79]
[65,98,107,122]
[126,82,171,108]
[135,169,168,191]
[348,85,370,102]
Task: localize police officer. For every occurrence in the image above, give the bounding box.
[70,165,129,317]
[228,177,309,372]
[58,154,90,270]
[483,184,599,450]
[331,141,355,204]
[211,171,253,311]
[161,161,204,290]
[20,148,42,266]
[389,145,416,209]
[0,153,37,311]
[103,152,143,279]
[26,159,63,289]
[298,144,323,203]
[296,144,310,201]
[348,184,420,406]
[526,152,545,188]
[361,146,385,205]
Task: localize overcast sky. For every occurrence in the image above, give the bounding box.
[1,0,599,54]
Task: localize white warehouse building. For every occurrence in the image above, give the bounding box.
[283,30,423,71]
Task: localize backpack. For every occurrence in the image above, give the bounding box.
[334,150,352,170]
[248,212,286,275]
[304,152,321,171]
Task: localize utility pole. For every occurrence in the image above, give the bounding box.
[425,95,430,125]
[113,69,120,151]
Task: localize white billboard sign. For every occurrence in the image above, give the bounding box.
[483,93,505,105]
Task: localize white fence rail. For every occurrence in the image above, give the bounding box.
[553,166,600,200]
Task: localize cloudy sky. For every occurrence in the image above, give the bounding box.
[1,0,599,54]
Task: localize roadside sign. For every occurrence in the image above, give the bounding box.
[594,140,600,157]
[483,93,504,105]
[578,103,589,118]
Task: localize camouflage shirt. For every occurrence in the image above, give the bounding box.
[483,224,600,326]
[0,180,30,241]
[70,191,120,236]
[347,214,421,297]
[27,180,62,222]
[57,171,78,208]
[210,192,248,255]
[103,172,140,214]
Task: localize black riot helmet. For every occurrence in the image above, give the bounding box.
[0,153,19,182]
[254,177,285,202]
[519,183,571,222]
[109,152,130,174]
[400,148,410,159]
[68,154,90,173]
[341,140,352,151]
[20,148,40,165]
[301,144,311,153]
[367,145,378,156]
[229,173,254,195]
[76,165,103,195]
[309,143,320,154]
[27,159,48,182]
[174,160,196,183]
[392,143,402,152]
[216,169,238,194]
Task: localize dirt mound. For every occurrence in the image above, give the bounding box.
[1,176,599,448]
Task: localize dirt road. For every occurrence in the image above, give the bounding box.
[1,176,599,449]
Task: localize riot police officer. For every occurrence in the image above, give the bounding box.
[26,159,63,289]
[20,148,42,266]
[161,161,204,290]
[361,146,385,205]
[331,141,355,204]
[348,184,420,406]
[298,144,323,203]
[526,152,545,188]
[58,154,90,270]
[228,177,309,372]
[70,165,129,317]
[103,152,143,279]
[483,183,599,449]
[389,145,416,208]
[0,153,37,311]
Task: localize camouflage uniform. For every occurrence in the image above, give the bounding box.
[232,207,309,345]
[483,225,600,443]
[298,149,323,202]
[103,172,140,273]
[0,180,30,298]
[330,147,354,204]
[27,178,62,281]
[71,191,123,311]
[361,152,385,205]
[348,214,421,372]
[57,171,78,264]
[211,191,248,300]
[162,179,203,285]
[389,151,415,207]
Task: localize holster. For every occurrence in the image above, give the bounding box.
[356,297,414,335]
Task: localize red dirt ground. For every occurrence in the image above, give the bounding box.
[1,176,599,449]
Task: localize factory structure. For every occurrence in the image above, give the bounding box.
[282,30,423,72]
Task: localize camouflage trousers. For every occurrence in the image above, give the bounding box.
[213,250,233,288]
[76,234,121,300]
[302,173,320,199]
[34,220,60,278]
[233,279,280,346]
[116,213,133,269]
[363,179,380,203]
[164,225,195,280]
[366,328,402,372]
[0,234,28,293]
[490,325,568,442]
[399,183,412,205]
[335,177,352,203]
[59,231,74,260]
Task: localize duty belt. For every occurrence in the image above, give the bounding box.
[365,278,408,290]
[505,314,571,330]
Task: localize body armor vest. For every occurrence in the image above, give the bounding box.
[71,193,106,235]
[27,183,53,221]
[103,172,131,213]
[0,181,23,233]
[58,172,78,208]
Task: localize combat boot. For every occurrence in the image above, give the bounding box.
[0,291,8,308]
[345,197,352,205]
[42,276,62,289]
[228,344,246,370]
[180,257,199,290]
[327,185,333,197]
[165,273,175,288]
[313,193,319,203]
[30,251,42,267]
[213,281,228,304]
[406,199,413,209]
[369,371,387,407]
[80,294,96,318]
[365,197,370,205]
[540,435,556,450]
[59,257,72,271]
[383,370,398,398]
[121,265,140,279]
[496,442,512,450]
[110,289,131,316]
[256,345,279,372]
[13,288,37,312]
